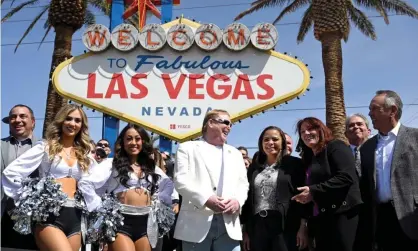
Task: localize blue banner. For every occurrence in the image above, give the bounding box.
[161,0,173,23]
[159,136,173,155]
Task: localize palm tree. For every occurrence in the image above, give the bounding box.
[235,0,418,142]
[1,0,110,137]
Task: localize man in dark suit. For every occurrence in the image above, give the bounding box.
[345,113,371,251]
[1,104,39,250]
[360,90,418,251]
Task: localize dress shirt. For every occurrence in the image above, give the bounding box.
[201,141,224,196]
[349,145,356,155]
[375,122,401,203]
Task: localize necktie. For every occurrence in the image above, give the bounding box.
[354,147,362,178]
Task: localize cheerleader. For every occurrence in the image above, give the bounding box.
[79,124,174,251]
[2,104,95,251]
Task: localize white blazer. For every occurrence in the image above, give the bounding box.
[173,141,249,243]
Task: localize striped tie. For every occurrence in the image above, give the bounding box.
[354,147,362,178]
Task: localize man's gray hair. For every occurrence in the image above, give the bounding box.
[376,90,403,120]
[346,113,370,130]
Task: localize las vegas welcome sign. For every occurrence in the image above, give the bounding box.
[52,18,310,142]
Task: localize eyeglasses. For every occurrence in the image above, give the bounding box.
[97,143,109,148]
[65,116,82,123]
[211,118,232,127]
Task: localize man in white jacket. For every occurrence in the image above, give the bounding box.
[174,109,249,251]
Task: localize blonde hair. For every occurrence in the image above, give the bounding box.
[201,109,230,134]
[45,104,92,172]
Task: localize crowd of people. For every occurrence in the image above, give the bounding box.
[1,89,417,251]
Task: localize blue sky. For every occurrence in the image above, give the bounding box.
[2,0,418,157]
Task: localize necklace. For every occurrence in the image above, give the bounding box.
[63,147,73,160]
[131,163,141,174]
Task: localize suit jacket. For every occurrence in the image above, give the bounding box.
[1,135,38,173]
[173,141,249,243]
[241,155,309,237]
[1,135,39,250]
[308,139,362,215]
[360,125,418,241]
[1,135,38,207]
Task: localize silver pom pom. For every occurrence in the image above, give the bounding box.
[86,194,124,244]
[74,190,88,212]
[9,176,67,235]
[155,201,175,237]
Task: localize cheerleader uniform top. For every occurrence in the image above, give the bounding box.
[2,141,94,201]
[78,158,174,212]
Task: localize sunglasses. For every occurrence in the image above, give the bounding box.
[97,143,109,148]
[211,118,232,127]
[65,116,82,123]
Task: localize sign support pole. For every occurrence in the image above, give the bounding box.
[158,0,173,155]
[102,0,124,157]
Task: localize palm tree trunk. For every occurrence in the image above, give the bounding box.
[42,25,75,138]
[320,31,348,143]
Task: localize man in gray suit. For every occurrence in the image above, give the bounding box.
[360,90,418,251]
[1,104,38,250]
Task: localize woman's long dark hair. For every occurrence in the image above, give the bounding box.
[256,126,287,167]
[113,124,160,195]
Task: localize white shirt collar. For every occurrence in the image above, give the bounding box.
[202,138,223,149]
[378,122,401,139]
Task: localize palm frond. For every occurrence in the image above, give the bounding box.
[347,2,376,40]
[14,5,49,52]
[354,0,390,24]
[296,5,313,43]
[127,15,140,29]
[38,24,52,50]
[43,15,50,29]
[1,0,40,23]
[84,8,95,25]
[273,0,310,24]
[251,0,289,7]
[234,0,288,21]
[10,0,17,7]
[88,0,110,15]
[380,0,418,18]
[251,0,267,6]
[126,18,138,28]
